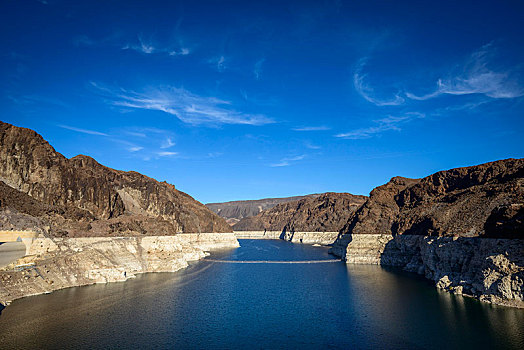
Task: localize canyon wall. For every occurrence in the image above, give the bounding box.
[331,158,524,307]
[0,121,231,236]
[330,234,524,308]
[233,192,366,232]
[207,194,320,225]
[0,233,239,306]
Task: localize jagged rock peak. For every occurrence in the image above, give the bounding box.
[0,120,231,235]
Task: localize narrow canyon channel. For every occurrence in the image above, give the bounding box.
[0,239,523,349]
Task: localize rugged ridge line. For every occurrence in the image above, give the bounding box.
[0,121,231,236]
[233,192,367,232]
[206,194,321,225]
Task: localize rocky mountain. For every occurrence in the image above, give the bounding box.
[233,192,367,232]
[0,121,231,236]
[331,159,524,307]
[206,194,321,225]
[339,158,524,238]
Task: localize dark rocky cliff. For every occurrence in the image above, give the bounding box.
[0,121,231,236]
[331,159,524,307]
[339,158,523,238]
[233,192,367,232]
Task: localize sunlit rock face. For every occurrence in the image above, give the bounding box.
[0,233,239,305]
[0,121,232,236]
[233,192,367,232]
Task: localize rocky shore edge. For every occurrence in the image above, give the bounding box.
[330,234,524,308]
[0,233,239,306]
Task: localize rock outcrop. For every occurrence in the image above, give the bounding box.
[331,234,524,308]
[0,121,231,236]
[339,158,523,238]
[331,159,524,307]
[206,194,321,225]
[0,233,239,306]
[233,192,367,232]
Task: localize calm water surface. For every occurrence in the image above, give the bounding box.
[0,239,523,349]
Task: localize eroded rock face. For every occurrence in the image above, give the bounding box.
[330,234,524,308]
[0,121,231,235]
[0,233,239,305]
[338,159,524,238]
[394,158,524,237]
[330,159,524,307]
[206,194,321,222]
[233,192,367,232]
[340,177,420,235]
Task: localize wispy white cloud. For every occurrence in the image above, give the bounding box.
[122,35,154,53]
[160,137,176,149]
[304,141,321,150]
[406,43,524,100]
[128,146,143,152]
[336,113,424,139]
[124,130,147,138]
[292,126,331,131]
[169,47,190,56]
[354,58,405,106]
[157,151,178,157]
[270,155,306,167]
[91,82,273,126]
[209,55,226,72]
[76,33,190,57]
[254,58,265,80]
[92,83,272,126]
[58,124,109,136]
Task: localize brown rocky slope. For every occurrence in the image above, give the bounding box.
[233,192,367,232]
[0,121,231,236]
[331,158,524,307]
[339,158,524,238]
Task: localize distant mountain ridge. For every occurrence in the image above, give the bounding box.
[206,194,321,225]
[0,121,231,236]
[233,192,367,232]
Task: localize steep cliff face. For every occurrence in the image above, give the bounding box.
[206,194,321,224]
[331,159,524,307]
[0,121,231,235]
[331,234,524,308]
[233,192,367,232]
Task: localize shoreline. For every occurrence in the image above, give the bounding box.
[0,233,239,307]
[330,233,524,309]
[1,233,523,309]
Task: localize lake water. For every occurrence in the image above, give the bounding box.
[0,239,523,349]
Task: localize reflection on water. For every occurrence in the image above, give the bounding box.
[0,239,522,349]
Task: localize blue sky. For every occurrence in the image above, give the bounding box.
[1,0,523,203]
